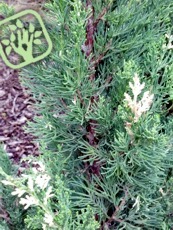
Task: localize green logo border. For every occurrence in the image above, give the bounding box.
[0,9,52,69]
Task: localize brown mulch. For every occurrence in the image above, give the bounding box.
[0,0,43,174]
[0,54,39,169]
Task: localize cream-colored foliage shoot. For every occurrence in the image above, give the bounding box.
[124,73,154,122]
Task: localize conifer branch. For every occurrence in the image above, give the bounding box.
[81,0,112,182]
[102,188,128,229]
[60,98,67,108]
[93,4,110,28]
[82,0,95,58]
[76,89,85,107]
[82,1,111,81]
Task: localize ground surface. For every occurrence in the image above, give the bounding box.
[0,0,41,173]
[0,54,39,171]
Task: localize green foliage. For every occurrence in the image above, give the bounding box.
[0,3,14,38]
[19,0,173,229]
[74,206,100,230]
[0,3,14,18]
[24,207,44,230]
[1,0,173,229]
[0,146,26,229]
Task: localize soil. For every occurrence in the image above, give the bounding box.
[0,0,42,174]
[0,53,39,172]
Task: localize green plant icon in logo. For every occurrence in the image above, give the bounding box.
[2,19,42,62]
[0,10,52,69]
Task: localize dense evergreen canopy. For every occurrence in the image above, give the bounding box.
[1,0,173,229]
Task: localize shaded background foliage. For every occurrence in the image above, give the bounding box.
[1,0,173,229]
